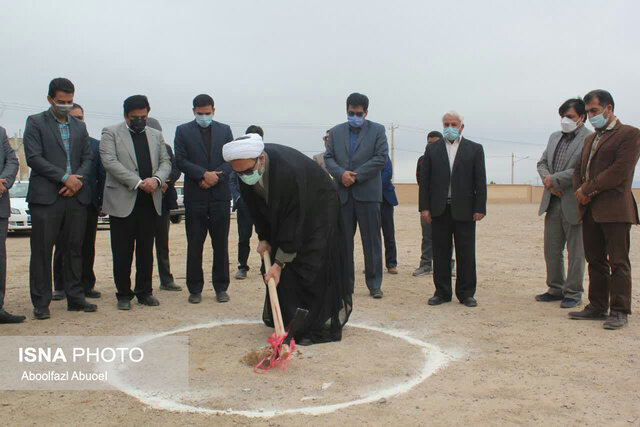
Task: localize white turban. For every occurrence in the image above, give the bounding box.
[223,133,265,161]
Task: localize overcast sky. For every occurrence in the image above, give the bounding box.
[1,0,639,184]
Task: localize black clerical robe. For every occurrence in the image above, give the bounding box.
[240,144,353,344]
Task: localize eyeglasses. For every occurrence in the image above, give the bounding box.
[347,111,365,118]
[322,136,329,142]
[236,159,259,176]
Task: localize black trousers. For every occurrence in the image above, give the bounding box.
[236,198,254,271]
[381,200,397,268]
[29,198,87,308]
[432,205,476,301]
[341,194,383,291]
[54,204,99,293]
[0,218,7,309]
[154,210,174,286]
[109,196,159,301]
[185,200,230,294]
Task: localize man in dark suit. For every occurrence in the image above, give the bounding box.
[570,90,640,330]
[419,110,487,307]
[0,125,25,323]
[53,103,105,301]
[229,125,260,280]
[174,94,233,304]
[381,155,399,274]
[23,78,97,319]
[414,131,457,277]
[325,93,388,299]
[147,117,182,291]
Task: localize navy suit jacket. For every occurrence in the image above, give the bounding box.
[88,137,106,209]
[381,156,398,206]
[174,120,233,203]
[324,120,389,204]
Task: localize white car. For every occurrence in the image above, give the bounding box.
[8,181,31,233]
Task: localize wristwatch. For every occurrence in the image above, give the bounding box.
[274,259,286,269]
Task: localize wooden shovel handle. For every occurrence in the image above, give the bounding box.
[263,251,286,338]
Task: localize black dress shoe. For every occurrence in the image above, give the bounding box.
[188,293,202,304]
[461,297,478,307]
[68,301,97,312]
[137,295,160,306]
[370,289,384,299]
[33,306,50,320]
[428,295,450,306]
[117,300,131,310]
[0,308,26,323]
[159,282,182,291]
[296,337,314,346]
[216,291,230,303]
[85,289,102,299]
[52,290,66,301]
[535,292,563,302]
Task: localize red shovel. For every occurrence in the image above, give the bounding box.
[254,251,308,372]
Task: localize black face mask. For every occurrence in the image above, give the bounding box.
[129,117,147,134]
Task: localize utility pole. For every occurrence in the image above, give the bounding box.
[511,152,514,184]
[389,123,399,183]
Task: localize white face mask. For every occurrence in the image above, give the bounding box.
[560,116,579,133]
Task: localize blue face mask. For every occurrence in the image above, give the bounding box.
[443,127,459,141]
[239,170,262,186]
[195,114,213,128]
[589,111,608,129]
[348,115,364,128]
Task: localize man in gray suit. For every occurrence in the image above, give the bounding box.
[325,93,389,298]
[24,78,96,320]
[0,125,25,323]
[100,95,171,310]
[536,98,592,308]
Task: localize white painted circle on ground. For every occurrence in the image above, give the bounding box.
[105,319,455,418]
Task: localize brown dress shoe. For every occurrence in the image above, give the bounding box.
[387,267,398,274]
[603,311,628,330]
[568,304,608,320]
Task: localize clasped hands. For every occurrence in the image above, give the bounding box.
[420,210,485,223]
[199,171,222,189]
[341,171,357,187]
[59,174,83,197]
[543,175,564,198]
[257,240,282,286]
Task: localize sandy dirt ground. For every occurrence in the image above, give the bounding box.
[1,204,639,426]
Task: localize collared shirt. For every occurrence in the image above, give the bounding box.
[552,130,577,172]
[348,126,360,170]
[51,110,72,181]
[586,118,618,180]
[445,135,461,198]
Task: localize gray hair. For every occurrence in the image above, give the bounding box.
[442,110,464,124]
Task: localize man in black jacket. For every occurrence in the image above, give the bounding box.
[147,118,182,291]
[53,103,105,301]
[419,111,487,307]
[23,78,97,319]
[174,94,233,304]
